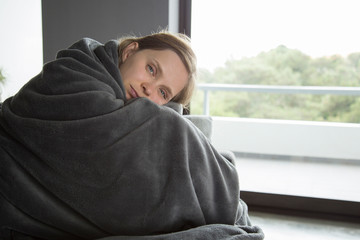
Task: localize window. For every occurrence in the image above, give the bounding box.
[191,0,360,123]
[191,0,360,220]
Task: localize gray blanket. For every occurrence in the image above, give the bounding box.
[0,38,264,240]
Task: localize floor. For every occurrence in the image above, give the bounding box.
[234,156,360,239]
[249,211,360,240]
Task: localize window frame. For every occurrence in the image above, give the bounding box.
[186,0,360,223]
[241,191,360,223]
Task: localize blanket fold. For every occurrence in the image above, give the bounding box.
[0,38,263,240]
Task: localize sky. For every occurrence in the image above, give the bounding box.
[191,0,360,71]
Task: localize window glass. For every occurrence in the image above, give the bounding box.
[191,0,360,202]
[191,0,360,123]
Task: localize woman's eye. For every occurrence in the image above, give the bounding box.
[148,65,155,76]
[160,89,167,99]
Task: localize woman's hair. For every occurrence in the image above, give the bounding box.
[118,31,197,106]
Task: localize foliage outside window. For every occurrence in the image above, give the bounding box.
[191,48,360,123]
[0,70,4,82]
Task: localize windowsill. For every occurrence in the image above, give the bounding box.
[249,211,360,240]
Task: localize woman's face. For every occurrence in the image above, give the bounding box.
[119,43,188,105]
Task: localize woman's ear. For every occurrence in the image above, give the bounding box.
[122,42,139,63]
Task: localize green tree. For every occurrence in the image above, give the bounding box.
[0,69,4,82]
[348,52,360,69]
[192,46,360,123]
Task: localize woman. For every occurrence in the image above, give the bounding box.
[0,31,263,240]
[118,32,196,106]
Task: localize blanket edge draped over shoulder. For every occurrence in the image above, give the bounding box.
[0,38,264,240]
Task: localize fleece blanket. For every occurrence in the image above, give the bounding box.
[0,38,264,240]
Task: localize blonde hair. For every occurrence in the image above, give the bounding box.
[118,31,197,106]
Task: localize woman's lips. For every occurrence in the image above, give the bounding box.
[129,86,139,98]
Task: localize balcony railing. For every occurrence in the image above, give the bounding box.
[198,83,360,115]
[196,82,360,164]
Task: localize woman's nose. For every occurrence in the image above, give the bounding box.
[141,82,155,96]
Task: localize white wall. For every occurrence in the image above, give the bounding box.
[0,0,43,100]
[212,117,360,161]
